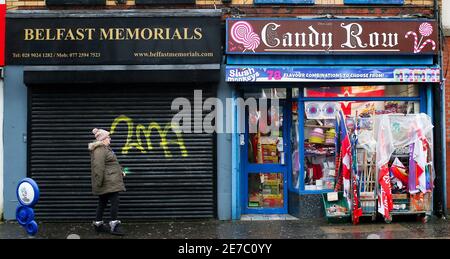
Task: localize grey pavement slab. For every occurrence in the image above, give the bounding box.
[1,216,450,239]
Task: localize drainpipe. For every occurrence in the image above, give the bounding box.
[435,0,447,217]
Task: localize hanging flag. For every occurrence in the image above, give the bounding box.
[0,0,5,66]
[414,129,429,193]
[377,126,393,219]
[306,86,385,116]
[306,86,385,98]
[408,143,418,193]
[378,164,393,219]
[334,114,343,192]
[425,154,432,192]
[390,157,408,186]
[352,174,363,224]
[340,102,353,116]
[339,111,352,207]
[350,121,362,224]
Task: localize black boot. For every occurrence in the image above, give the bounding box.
[109,220,125,236]
[92,221,109,234]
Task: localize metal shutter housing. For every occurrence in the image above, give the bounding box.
[29,84,216,220]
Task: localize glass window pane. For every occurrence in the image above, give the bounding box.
[304,85,419,98]
[342,101,420,116]
[291,101,300,190]
[292,88,300,98]
[304,119,336,191]
[248,173,284,209]
[302,100,419,191]
[248,104,284,164]
[244,88,287,99]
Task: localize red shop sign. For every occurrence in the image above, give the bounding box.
[0,0,5,66]
[226,19,438,55]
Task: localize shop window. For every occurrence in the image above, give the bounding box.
[246,88,286,165]
[301,100,419,192]
[344,0,404,4]
[248,173,284,209]
[291,101,300,190]
[244,88,287,99]
[248,103,284,164]
[304,85,419,98]
[292,88,300,98]
[46,0,106,5]
[303,111,337,192]
[254,0,314,4]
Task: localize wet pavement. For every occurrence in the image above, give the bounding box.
[1,216,450,239]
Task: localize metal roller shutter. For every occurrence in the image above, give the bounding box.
[29,84,216,220]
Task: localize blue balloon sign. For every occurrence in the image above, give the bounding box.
[16,178,40,207]
[16,178,40,236]
[16,205,35,226]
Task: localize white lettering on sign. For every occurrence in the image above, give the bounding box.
[262,23,333,50]
[258,22,400,52]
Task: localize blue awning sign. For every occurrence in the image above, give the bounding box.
[226,66,440,83]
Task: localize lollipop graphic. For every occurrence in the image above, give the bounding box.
[405,22,436,53]
[230,21,261,53]
[419,22,433,37]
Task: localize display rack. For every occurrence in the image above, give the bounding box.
[385,147,433,224]
[323,110,434,224]
[357,148,378,221]
[304,119,337,191]
[375,114,434,224]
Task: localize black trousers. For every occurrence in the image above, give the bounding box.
[95,192,120,221]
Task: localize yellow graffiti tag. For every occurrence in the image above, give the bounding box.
[110,115,188,158]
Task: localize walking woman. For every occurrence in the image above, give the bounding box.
[88,128,126,236]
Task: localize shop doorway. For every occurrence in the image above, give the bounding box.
[242,97,291,214]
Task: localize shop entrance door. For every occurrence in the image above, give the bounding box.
[242,100,290,214]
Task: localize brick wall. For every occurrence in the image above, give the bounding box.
[7,0,435,10]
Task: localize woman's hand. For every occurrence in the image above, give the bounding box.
[122,167,129,177]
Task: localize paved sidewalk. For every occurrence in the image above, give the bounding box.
[1,216,450,239]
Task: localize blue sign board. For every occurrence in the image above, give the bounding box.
[226,66,440,83]
[16,178,40,207]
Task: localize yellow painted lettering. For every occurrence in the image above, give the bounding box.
[111,115,188,158]
[110,115,146,154]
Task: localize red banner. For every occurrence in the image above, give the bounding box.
[378,165,393,220]
[0,1,5,66]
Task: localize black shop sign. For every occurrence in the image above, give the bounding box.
[6,16,222,65]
